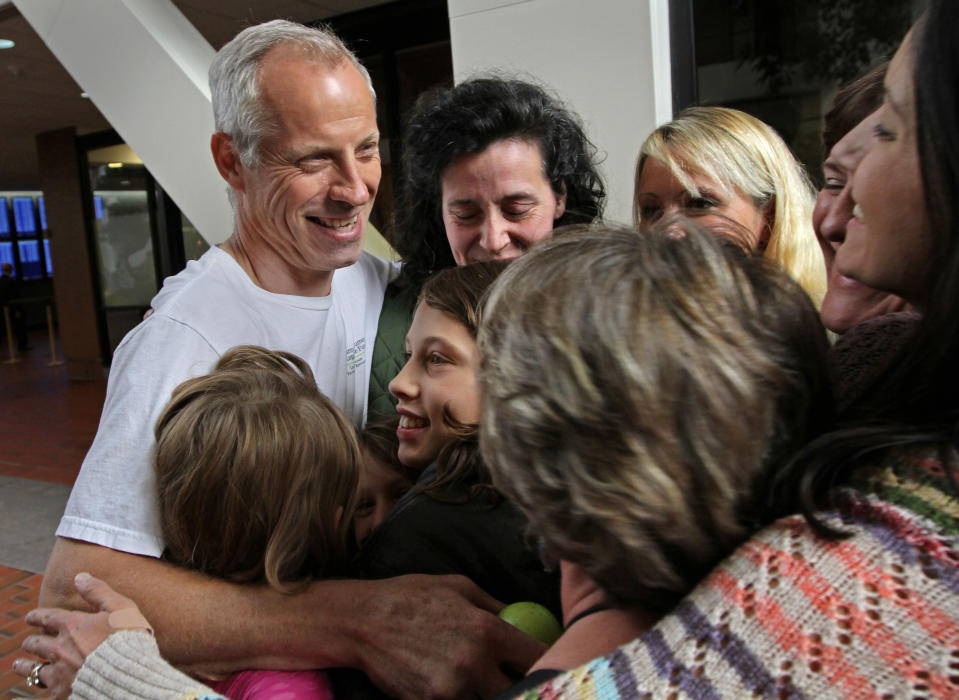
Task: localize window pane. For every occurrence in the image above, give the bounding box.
[0,241,12,269]
[0,198,9,238]
[180,213,209,263]
[691,0,914,178]
[91,189,156,306]
[18,240,41,280]
[13,197,36,234]
[44,239,53,276]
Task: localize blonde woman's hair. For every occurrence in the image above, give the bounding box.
[155,345,361,593]
[479,220,832,611]
[635,106,825,306]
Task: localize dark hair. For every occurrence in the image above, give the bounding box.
[392,77,606,286]
[415,261,510,500]
[360,417,420,484]
[418,259,508,336]
[822,61,888,159]
[772,0,959,529]
[915,0,959,318]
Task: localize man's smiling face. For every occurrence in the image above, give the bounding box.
[234,48,380,281]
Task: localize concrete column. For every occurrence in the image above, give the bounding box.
[446,0,672,226]
[35,128,103,380]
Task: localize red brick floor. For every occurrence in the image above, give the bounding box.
[0,331,106,698]
[0,331,106,486]
[0,566,44,698]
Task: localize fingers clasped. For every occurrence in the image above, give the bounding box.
[13,574,147,698]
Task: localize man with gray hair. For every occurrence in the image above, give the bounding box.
[37,20,541,698]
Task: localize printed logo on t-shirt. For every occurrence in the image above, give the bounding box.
[346,337,366,376]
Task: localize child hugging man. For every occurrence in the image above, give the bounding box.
[155,345,361,699]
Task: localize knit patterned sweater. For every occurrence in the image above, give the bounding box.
[512,447,959,699]
[71,631,222,699]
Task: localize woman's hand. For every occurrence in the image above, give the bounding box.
[13,572,153,699]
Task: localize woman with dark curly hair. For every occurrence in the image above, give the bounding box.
[368,77,606,420]
[392,77,606,285]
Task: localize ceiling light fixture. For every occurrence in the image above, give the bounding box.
[80,92,89,98]
[107,162,123,168]
[0,39,14,49]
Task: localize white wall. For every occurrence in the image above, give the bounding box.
[447,0,672,226]
[14,0,233,244]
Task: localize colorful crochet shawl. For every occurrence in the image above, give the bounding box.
[514,447,959,699]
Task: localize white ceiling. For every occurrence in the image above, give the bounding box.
[0,0,391,189]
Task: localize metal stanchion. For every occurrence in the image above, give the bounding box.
[3,305,19,364]
[46,304,63,367]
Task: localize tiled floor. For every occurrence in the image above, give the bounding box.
[0,334,106,486]
[0,332,106,699]
[0,567,44,699]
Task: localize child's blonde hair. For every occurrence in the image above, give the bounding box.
[155,345,361,592]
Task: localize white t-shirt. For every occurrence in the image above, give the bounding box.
[57,246,397,557]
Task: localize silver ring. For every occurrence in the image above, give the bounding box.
[26,660,49,689]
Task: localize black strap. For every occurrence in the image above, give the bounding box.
[564,601,615,630]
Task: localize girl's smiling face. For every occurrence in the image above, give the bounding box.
[388,302,482,469]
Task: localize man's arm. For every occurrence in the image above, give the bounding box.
[42,537,546,699]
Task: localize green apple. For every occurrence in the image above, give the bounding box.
[498,602,562,645]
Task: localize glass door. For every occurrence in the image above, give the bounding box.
[86,142,159,355]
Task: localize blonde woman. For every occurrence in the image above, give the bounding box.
[634,106,826,305]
